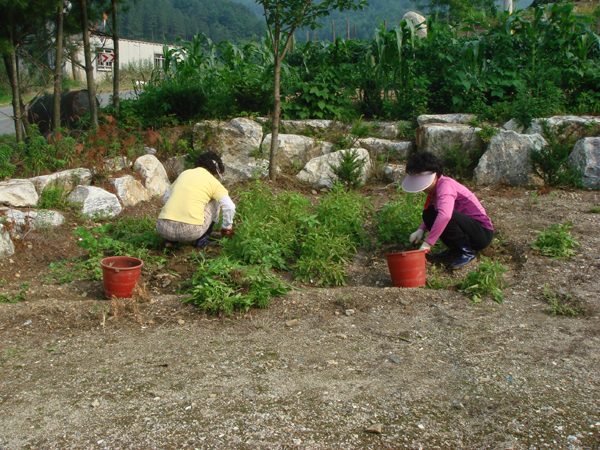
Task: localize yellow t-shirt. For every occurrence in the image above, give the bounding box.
[158,167,228,225]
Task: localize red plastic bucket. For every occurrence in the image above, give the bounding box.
[100,256,143,299]
[385,249,428,288]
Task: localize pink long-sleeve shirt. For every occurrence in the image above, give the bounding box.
[418,175,493,246]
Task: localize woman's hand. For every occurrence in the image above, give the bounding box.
[221,228,234,236]
[409,229,425,245]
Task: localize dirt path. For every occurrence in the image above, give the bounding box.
[0,187,599,449]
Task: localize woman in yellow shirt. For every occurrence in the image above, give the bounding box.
[156,152,235,247]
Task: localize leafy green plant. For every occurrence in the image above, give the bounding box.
[531,221,579,259]
[475,124,499,143]
[329,148,366,189]
[590,206,600,214]
[376,193,425,245]
[38,186,71,210]
[294,223,355,286]
[456,257,507,303]
[315,187,371,247]
[0,282,30,303]
[0,144,16,179]
[541,285,587,317]
[424,265,453,290]
[443,143,482,180]
[221,183,311,270]
[182,254,291,315]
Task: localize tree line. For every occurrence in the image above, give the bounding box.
[118,0,266,44]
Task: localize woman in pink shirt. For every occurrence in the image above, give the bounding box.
[401,152,494,269]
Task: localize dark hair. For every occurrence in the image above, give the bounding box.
[405,152,444,177]
[195,151,225,176]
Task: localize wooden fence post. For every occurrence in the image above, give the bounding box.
[347,20,350,40]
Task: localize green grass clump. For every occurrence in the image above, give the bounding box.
[37,186,71,210]
[182,254,291,315]
[456,257,507,303]
[530,221,579,259]
[541,285,587,317]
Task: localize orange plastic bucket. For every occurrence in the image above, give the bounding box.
[385,249,428,288]
[100,256,143,299]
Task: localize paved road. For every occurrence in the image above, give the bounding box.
[0,91,138,136]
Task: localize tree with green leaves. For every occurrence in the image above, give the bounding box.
[257,0,367,180]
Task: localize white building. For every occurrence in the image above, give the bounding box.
[64,34,174,80]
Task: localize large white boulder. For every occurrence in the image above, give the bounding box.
[568,137,600,189]
[504,116,600,136]
[358,138,413,161]
[296,148,371,188]
[67,186,122,218]
[402,12,427,38]
[415,123,484,159]
[0,224,15,259]
[221,154,270,184]
[193,118,263,155]
[0,208,65,232]
[417,114,476,127]
[263,133,334,169]
[109,175,151,207]
[133,154,170,197]
[474,130,547,186]
[0,180,39,207]
[29,168,92,195]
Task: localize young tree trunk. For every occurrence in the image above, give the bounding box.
[111,0,120,114]
[268,55,282,181]
[52,2,65,131]
[80,0,98,127]
[6,39,23,143]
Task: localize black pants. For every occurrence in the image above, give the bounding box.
[423,205,494,251]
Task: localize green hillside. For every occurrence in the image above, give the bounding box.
[231,0,415,40]
[119,0,267,44]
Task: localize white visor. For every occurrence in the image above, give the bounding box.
[401,171,436,193]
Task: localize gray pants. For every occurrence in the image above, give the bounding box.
[156,200,219,242]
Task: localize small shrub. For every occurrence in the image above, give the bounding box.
[456,257,507,303]
[376,193,425,245]
[38,186,71,210]
[315,187,372,247]
[329,148,366,189]
[182,254,291,315]
[294,224,355,286]
[541,285,587,317]
[475,124,499,143]
[531,221,579,259]
[443,143,482,180]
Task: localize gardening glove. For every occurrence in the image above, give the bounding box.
[409,229,425,245]
[420,242,432,252]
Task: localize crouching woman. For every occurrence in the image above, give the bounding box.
[156,152,235,248]
[401,152,494,269]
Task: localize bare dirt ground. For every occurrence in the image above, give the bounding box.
[0,182,599,450]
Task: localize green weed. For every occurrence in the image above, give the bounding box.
[541,285,587,317]
[531,221,579,259]
[38,186,71,210]
[0,282,30,303]
[182,254,291,315]
[456,257,507,303]
[590,207,600,214]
